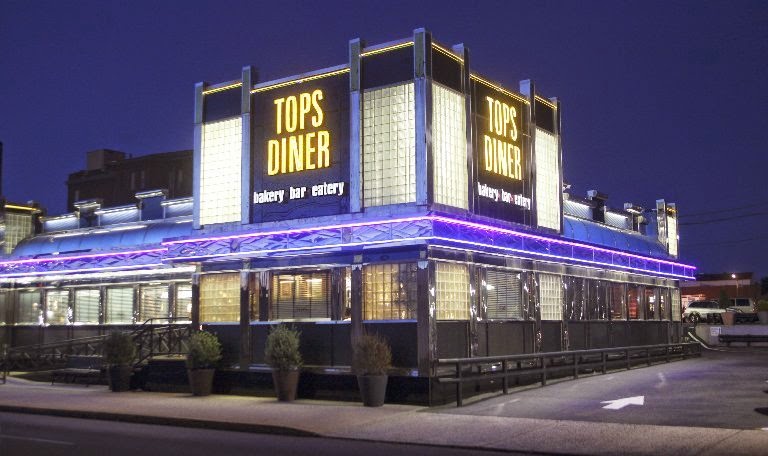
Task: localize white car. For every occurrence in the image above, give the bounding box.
[683,300,726,323]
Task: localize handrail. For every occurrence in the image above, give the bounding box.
[1,318,193,382]
[436,342,700,406]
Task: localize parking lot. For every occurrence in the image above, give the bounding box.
[436,348,768,430]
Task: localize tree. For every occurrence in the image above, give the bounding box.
[718,289,730,309]
[761,276,768,296]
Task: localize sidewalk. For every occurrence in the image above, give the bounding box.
[1,376,767,455]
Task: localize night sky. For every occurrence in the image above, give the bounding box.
[1,0,766,279]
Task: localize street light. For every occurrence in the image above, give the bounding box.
[731,273,739,298]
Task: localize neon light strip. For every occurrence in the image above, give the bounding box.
[360,41,413,57]
[0,265,197,283]
[0,264,167,279]
[163,215,694,271]
[0,247,167,266]
[432,43,463,63]
[251,68,350,93]
[470,74,530,104]
[430,238,692,280]
[162,237,432,263]
[534,95,557,110]
[203,82,242,95]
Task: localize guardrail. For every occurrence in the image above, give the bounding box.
[436,342,700,406]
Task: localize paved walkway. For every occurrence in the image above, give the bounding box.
[1,375,767,455]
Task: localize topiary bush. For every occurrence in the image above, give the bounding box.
[103,331,136,366]
[352,333,392,376]
[186,331,222,370]
[264,325,302,371]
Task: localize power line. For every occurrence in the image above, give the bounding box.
[679,200,768,219]
[683,235,768,247]
[679,210,768,226]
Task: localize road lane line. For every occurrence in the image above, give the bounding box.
[0,434,74,445]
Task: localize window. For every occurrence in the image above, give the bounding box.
[535,128,561,231]
[175,283,192,319]
[432,83,468,209]
[17,291,42,325]
[106,287,134,324]
[199,117,242,225]
[609,283,626,320]
[435,262,470,320]
[659,288,670,321]
[200,273,240,323]
[539,274,563,321]
[271,271,331,320]
[484,269,523,320]
[0,293,8,325]
[671,288,681,322]
[565,277,585,321]
[363,263,417,320]
[627,285,639,320]
[45,290,70,325]
[74,289,100,324]
[140,285,169,321]
[362,82,416,207]
[644,288,657,320]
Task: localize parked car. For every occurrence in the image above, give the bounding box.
[728,298,756,313]
[683,300,726,323]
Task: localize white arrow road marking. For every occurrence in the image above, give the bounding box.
[601,395,645,410]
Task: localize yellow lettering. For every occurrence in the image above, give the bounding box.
[305,132,316,170]
[512,145,521,179]
[267,140,280,175]
[502,104,510,137]
[299,93,311,130]
[317,131,329,168]
[274,98,285,134]
[509,106,518,141]
[311,89,324,127]
[485,96,494,132]
[286,96,297,132]
[280,137,287,173]
[484,136,493,172]
[289,135,303,172]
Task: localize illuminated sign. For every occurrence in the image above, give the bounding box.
[472,80,532,225]
[252,73,350,222]
[267,89,330,176]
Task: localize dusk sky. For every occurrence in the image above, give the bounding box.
[1,0,766,279]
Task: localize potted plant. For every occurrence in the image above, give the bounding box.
[264,325,302,401]
[757,300,768,325]
[186,331,222,396]
[102,331,136,392]
[352,332,392,407]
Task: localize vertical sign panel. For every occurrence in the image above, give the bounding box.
[251,73,350,222]
[471,80,532,225]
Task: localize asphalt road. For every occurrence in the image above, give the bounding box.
[0,412,530,456]
[435,349,768,430]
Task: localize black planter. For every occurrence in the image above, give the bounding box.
[357,374,388,407]
[187,368,215,396]
[108,365,132,392]
[271,369,299,401]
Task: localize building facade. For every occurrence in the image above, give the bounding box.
[0,30,694,401]
[67,149,192,211]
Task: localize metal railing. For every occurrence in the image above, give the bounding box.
[1,318,192,383]
[436,342,700,406]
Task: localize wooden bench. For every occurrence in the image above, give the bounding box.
[51,355,104,386]
[718,334,768,347]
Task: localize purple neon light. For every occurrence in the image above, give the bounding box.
[164,215,695,271]
[0,247,168,266]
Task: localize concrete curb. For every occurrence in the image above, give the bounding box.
[0,404,320,438]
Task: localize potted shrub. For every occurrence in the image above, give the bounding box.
[186,331,222,396]
[102,331,136,392]
[352,332,392,407]
[264,325,302,401]
[757,300,768,325]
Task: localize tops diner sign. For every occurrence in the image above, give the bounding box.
[251,72,350,222]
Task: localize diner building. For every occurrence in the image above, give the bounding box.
[0,29,694,402]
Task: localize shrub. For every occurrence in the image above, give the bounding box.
[186,331,222,370]
[103,331,136,366]
[352,333,392,376]
[757,300,768,312]
[264,325,302,370]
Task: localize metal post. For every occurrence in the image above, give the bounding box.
[541,356,548,386]
[456,363,463,407]
[601,351,607,374]
[502,360,509,394]
[626,349,631,370]
[573,353,579,379]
